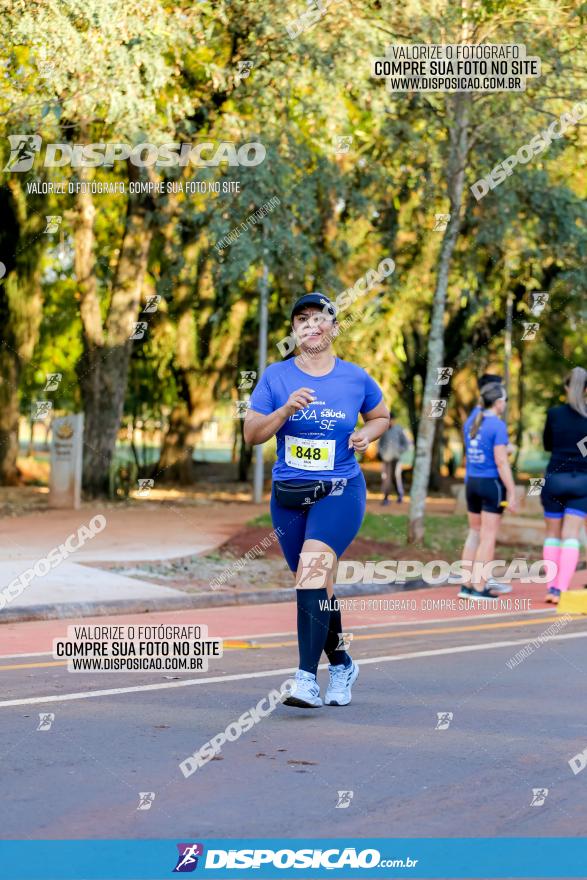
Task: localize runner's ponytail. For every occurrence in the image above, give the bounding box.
[469,409,484,440]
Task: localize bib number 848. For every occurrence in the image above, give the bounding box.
[294,445,322,461]
[284,435,335,470]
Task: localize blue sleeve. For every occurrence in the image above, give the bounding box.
[493,419,509,446]
[249,369,274,415]
[361,371,384,414]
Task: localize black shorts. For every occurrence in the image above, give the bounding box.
[466,476,506,515]
[541,471,587,518]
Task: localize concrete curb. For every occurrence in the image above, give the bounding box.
[0,577,434,623]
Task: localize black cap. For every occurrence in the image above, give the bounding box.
[290,292,337,320]
[478,373,502,390]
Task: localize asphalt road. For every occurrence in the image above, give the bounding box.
[1,594,586,841]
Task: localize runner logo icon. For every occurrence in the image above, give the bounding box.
[4,134,42,171]
[528,477,545,496]
[435,712,453,730]
[298,550,335,588]
[530,788,549,806]
[173,843,204,872]
[335,790,354,808]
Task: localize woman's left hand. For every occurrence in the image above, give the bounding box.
[348,429,371,453]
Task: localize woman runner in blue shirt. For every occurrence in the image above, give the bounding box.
[458,382,517,600]
[245,293,389,709]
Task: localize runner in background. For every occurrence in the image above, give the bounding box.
[541,367,587,604]
[457,381,518,600]
[450,373,503,588]
[378,412,410,505]
[244,293,389,708]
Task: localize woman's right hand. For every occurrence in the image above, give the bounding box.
[281,388,316,418]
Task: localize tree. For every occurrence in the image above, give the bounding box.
[0,181,45,482]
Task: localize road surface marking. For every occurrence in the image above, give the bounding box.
[0,639,255,670]
[255,615,566,648]
[0,608,554,660]
[0,616,565,670]
[0,630,585,708]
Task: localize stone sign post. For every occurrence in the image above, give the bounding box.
[49,414,84,509]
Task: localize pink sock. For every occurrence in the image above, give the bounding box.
[557,539,581,592]
[542,538,561,589]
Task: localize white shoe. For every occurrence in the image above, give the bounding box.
[486,577,512,594]
[325,660,359,706]
[283,669,322,708]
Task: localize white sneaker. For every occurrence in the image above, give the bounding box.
[325,660,359,706]
[486,577,512,594]
[283,669,322,708]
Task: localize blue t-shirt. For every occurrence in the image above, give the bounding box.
[463,410,509,478]
[249,357,383,480]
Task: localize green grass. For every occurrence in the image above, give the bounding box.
[249,511,542,560]
[251,513,273,528]
[250,511,470,557]
[361,513,469,557]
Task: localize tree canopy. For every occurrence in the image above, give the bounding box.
[0,0,585,509]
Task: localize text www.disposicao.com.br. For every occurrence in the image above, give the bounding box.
[70,657,202,671]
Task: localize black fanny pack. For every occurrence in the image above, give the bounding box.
[273,478,347,509]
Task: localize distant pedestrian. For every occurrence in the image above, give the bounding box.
[457,381,518,600]
[450,372,505,588]
[378,412,410,505]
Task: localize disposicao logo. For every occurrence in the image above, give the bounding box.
[3,136,266,172]
[173,843,204,872]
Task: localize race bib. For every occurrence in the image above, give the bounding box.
[284,436,335,471]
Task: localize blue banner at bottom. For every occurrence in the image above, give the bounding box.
[0,838,585,879]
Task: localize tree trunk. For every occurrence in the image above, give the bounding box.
[130,417,141,474]
[408,91,470,542]
[157,401,198,483]
[0,181,45,484]
[26,416,35,458]
[429,415,445,492]
[0,346,21,485]
[232,420,239,464]
[76,165,154,496]
[429,373,453,491]
[396,327,424,445]
[157,281,248,482]
[238,417,253,481]
[513,348,524,471]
